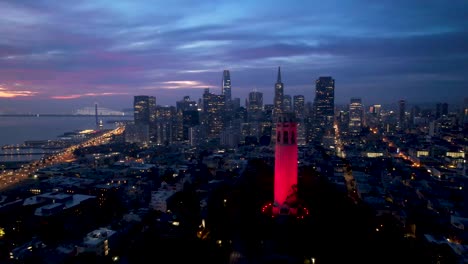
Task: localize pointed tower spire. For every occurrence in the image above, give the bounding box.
[277,66,282,83]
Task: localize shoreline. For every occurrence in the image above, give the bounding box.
[0,115,132,147]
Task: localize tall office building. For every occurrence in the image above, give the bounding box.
[436,102,448,119]
[293,95,306,145]
[134,95,156,125]
[124,123,149,144]
[155,106,176,145]
[349,98,363,135]
[293,95,305,119]
[264,104,274,120]
[176,96,198,112]
[247,90,263,122]
[398,99,406,131]
[182,110,200,141]
[202,88,226,139]
[273,67,284,118]
[283,95,292,113]
[273,113,298,214]
[231,98,240,110]
[222,70,232,107]
[371,104,382,117]
[464,98,468,126]
[133,95,156,143]
[313,77,335,142]
[176,96,199,141]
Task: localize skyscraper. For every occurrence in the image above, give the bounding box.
[202,88,225,139]
[133,95,156,143]
[283,95,292,113]
[398,99,406,131]
[247,90,263,122]
[155,105,176,145]
[273,112,298,214]
[464,98,468,128]
[273,67,284,118]
[349,98,363,135]
[293,95,305,119]
[222,70,231,106]
[176,96,197,112]
[313,77,335,142]
[372,104,382,116]
[176,96,199,141]
[134,95,156,125]
[436,102,448,119]
[293,95,306,145]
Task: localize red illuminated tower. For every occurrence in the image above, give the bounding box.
[261,73,309,219]
[273,112,298,215]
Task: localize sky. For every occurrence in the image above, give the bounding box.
[0,0,467,113]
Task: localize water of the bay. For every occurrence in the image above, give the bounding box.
[0,115,133,162]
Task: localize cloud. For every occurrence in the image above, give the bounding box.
[51,92,129,100]
[0,0,467,111]
[178,69,219,74]
[143,80,216,90]
[0,85,38,98]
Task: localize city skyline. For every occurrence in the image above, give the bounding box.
[0,0,467,113]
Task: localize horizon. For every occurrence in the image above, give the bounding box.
[0,95,465,115]
[0,0,467,113]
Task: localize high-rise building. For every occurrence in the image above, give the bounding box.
[182,110,200,141]
[124,123,149,144]
[175,96,199,142]
[464,98,468,128]
[155,106,176,145]
[220,127,240,147]
[271,67,285,145]
[273,67,284,118]
[293,95,305,119]
[410,105,420,128]
[398,99,406,131]
[304,101,314,143]
[202,88,225,139]
[273,112,298,214]
[283,95,292,113]
[371,104,382,116]
[134,95,156,142]
[293,95,306,145]
[264,104,274,120]
[134,95,156,125]
[313,77,335,142]
[231,98,241,110]
[222,70,231,106]
[348,98,363,135]
[436,102,448,119]
[189,125,206,146]
[176,96,197,112]
[247,90,263,121]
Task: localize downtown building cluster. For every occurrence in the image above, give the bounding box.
[125,67,337,150]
